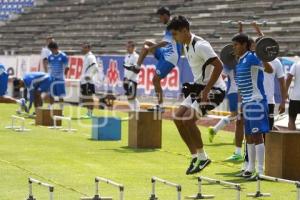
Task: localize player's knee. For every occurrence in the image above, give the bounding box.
[152,75,161,86]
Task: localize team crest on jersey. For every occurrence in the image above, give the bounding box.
[50,57,54,61]
[252,127,259,133]
[58,57,62,61]
[243,59,247,64]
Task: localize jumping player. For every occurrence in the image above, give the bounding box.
[167,16,226,174]
[136,7,182,111]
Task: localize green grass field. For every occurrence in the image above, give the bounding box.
[0,104,296,200]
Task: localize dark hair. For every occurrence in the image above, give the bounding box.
[82,42,91,49]
[232,33,251,50]
[13,78,22,88]
[156,6,171,16]
[167,15,190,31]
[127,41,135,47]
[48,41,58,50]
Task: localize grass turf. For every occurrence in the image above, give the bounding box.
[0,104,297,200]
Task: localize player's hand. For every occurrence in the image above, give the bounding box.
[200,88,210,103]
[278,102,285,114]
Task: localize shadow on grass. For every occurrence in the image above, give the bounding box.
[205,142,235,147]
[86,144,159,154]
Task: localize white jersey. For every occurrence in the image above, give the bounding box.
[41,47,51,60]
[263,58,285,104]
[124,52,139,83]
[288,62,300,101]
[80,51,99,84]
[184,34,226,90]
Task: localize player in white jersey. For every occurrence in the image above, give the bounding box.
[80,43,99,118]
[286,62,300,130]
[135,7,182,111]
[167,16,226,174]
[123,41,140,111]
[41,36,54,72]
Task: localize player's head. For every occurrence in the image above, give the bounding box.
[82,42,91,54]
[126,41,135,54]
[48,41,59,54]
[46,36,54,46]
[232,33,251,57]
[167,15,190,44]
[13,78,24,89]
[156,6,171,24]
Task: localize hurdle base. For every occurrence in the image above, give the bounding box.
[5,126,21,129]
[247,192,271,198]
[149,194,158,200]
[14,128,31,132]
[48,126,62,130]
[185,193,215,199]
[80,195,112,200]
[26,195,36,200]
[61,128,77,132]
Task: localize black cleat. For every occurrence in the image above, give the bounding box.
[186,158,197,175]
[189,158,212,174]
[242,171,254,178]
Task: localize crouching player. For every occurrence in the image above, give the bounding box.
[13,72,52,114]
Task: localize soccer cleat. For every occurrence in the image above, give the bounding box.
[208,127,216,143]
[189,158,211,174]
[186,158,197,175]
[242,171,254,178]
[225,153,243,161]
[235,170,245,177]
[20,98,28,113]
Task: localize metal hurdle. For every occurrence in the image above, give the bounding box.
[26,178,54,200]
[247,174,300,199]
[149,176,182,200]
[5,115,31,132]
[80,177,124,200]
[48,115,76,132]
[186,176,241,200]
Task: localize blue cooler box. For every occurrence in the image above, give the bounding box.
[92,117,121,141]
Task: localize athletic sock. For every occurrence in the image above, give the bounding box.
[128,99,140,111]
[246,143,256,172]
[59,103,64,110]
[197,149,208,161]
[213,116,231,133]
[255,143,265,175]
[235,147,242,155]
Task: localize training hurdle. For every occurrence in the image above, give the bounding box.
[26,178,54,200]
[48,115,76,132]
[186,176,241,200]
[247,174,300,199]
[5,115,31,132]
[149,176,182,200]
[81,177,124,200]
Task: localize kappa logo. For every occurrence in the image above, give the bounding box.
[252,127,259,133]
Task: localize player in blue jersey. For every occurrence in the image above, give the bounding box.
[13,72,52,113]
[47,42,69,110]
[135,7,182,111]
[232,33,273,180]
[0,64,27,112]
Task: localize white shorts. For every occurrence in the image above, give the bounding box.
[180,95,202,114]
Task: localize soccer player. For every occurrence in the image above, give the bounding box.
[13,72,52,113]
[167,16,226,175]
[41,36,54,72]
[232,33,272,179]
[136,7,182,111]
[0,64,27,111]
[286,62,300,130]
[47,42,69,110]
[123,41,140,111]
[208,65,244,161]
[80,43,99,118]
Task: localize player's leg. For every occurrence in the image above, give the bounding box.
[208,92,238,143]
[136,40,156,66]
[152,74,163,105]
[33,90,43,109]
[127,81,140,111]
[288,100,297,130]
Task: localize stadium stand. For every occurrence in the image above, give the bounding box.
[0,0,300,55]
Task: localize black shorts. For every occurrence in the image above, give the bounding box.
[181,82,225,115]
[123,79,137,98]
[289,100,300,119]
[80,83,95,96]
[268,104,275,129]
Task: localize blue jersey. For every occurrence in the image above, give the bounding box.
[0,64,8,96]
[161,29,182,66]
[23,72,52,103]
[235,51,266,103]
[48,51,69,80]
